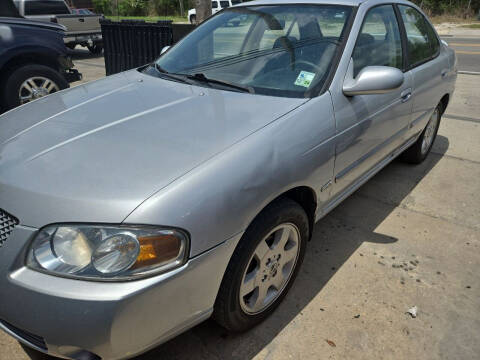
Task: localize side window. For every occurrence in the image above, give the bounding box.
[212,1,218,9]
[352,5,403,78]
[399,5,440,67]
[220,1,230,8]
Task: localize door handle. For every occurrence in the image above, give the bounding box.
[441,69,448,78]
[79,18,85,22]
[401,88,412,103]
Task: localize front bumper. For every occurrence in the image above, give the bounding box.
[0,226,241,359]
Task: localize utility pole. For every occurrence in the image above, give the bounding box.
[195,0,212,23]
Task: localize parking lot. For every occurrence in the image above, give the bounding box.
[1,30,480,360]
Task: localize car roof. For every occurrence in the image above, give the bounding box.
[234,0,367,7]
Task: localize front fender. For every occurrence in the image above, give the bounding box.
[124,93,337,257]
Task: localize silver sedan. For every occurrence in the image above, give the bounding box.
[0,0,456,359]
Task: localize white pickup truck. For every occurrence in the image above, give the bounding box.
[14,0,103,54]
[188,0,243,24]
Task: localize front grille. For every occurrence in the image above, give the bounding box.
[0,209,19,247]
[0,319,47,351]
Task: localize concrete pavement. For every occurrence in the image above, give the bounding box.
[1,49,480,360]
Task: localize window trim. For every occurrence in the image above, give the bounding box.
[350,3,406,76]
[394,4,441,71]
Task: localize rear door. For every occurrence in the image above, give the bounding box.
[330,4,413,196]
[397,4,450,137]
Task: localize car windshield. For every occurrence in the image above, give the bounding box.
[154,4,353,98]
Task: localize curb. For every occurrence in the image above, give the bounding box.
[458,71,480,75]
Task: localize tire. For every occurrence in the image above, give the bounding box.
[87,43,103,54]
[18,343,51,360]
[1,64,68,111]
[66,43,76,50]
[213,197,309,332]
[190,15,196,25]
[400,104,442,164]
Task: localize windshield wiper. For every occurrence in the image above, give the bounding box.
[153,65,253,94]
[184,73,254,94]
[153,63,189,84]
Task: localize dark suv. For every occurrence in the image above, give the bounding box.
[0,0,81,111]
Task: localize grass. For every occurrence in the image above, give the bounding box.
[461,23,480,29]
[430,14,478,24]
[105,15,188,23]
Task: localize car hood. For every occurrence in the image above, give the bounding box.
[0,17,66,31]
[0,70,306,228]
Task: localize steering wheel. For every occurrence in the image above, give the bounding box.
[292,60,323,74]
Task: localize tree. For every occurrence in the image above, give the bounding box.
[195,0,212,23]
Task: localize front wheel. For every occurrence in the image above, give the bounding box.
[400,104,441,164]
[213,197,308,332]
[1,64,68,111]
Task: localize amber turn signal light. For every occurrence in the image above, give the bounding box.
[132,234,182,269]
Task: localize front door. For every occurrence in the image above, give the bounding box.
[330,4,413,198]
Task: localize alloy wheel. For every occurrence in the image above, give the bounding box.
[19,77,59,104]
[239,223,301,315]
[421,108,439,155]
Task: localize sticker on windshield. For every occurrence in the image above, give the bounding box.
[294,71,315,88]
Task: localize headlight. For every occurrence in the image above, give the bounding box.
[26,225,189,281]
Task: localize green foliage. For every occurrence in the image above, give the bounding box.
[92,0,114,15]
[118,0,149,16]
[96,0,480,18]
[410,0,480,16]
[151,0,191,16]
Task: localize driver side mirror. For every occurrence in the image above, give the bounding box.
[161,46,170,55]
[343,58,404,96]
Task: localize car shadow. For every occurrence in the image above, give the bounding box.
[24,136,449,360]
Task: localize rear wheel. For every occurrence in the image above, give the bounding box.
[401,104,441,164]
[213,197,308,332]
[1,64,68,111]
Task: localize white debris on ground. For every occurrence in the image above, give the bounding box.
[407,306,418,318]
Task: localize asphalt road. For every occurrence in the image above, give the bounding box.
[441,36,480,73]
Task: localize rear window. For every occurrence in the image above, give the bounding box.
[24,0,70,15]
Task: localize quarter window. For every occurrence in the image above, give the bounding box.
[352,5,403,77]
[398,5,440,67]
